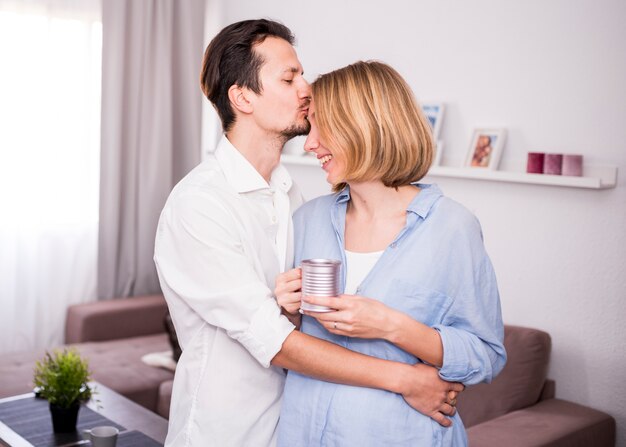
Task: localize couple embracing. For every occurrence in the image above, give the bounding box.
[154,19,506,447]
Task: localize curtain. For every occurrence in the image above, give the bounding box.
[0,0,102,354]
[98,0,205,299]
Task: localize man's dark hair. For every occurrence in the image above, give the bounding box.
[200,19,295,132]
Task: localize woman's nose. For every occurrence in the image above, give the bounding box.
[303,133,318,153]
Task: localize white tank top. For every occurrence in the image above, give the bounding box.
[344,249,383,295]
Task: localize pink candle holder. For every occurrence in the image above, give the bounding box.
[562,154,583,176]
[544,153,563,175]
[526,152,545,174]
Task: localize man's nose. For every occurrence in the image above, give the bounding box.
[299,79,312,99]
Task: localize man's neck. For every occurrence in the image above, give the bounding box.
[226,127,286,183]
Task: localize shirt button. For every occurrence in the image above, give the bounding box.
[356,287,361,294]
[272,216,277,223]
[390,242,397,248]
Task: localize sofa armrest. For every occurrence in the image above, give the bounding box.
[539,378,556,401]
[467,398,615,447]
[65,295,168,343]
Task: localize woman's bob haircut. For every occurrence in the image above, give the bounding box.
[311,61,434,192]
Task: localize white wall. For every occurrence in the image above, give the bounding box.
[221,1,626,444]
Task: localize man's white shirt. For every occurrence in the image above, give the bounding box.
[154,136,303,447]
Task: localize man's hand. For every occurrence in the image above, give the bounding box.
[274,268,302,316]
[399,362,464,427]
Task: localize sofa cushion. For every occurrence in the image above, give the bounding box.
[157,379,173,419]
[466,398,616,447]
[457,325,551,427]
[65,295,169,344]
[0,347,48,399]
[74,334,174,411]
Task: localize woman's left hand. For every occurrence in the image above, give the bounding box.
[302,294,396,340]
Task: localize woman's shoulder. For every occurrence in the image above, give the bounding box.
[429,194,482,235]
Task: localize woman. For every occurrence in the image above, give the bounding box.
[275,61,506,446]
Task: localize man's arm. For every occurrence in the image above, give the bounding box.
[272,331,463,427]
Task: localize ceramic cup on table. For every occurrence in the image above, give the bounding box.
[83,426,119,447]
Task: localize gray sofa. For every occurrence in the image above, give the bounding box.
[0,294,174,416]
[458,325,615,446]
[0,295,616,446]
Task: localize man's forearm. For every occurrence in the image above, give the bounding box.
[271,330,409,394]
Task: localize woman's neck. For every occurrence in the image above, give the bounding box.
[347,181,419,219]
[344,181,420,252]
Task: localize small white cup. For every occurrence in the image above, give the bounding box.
[83,426,119,447]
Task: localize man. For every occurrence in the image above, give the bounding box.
[154,19,462,446]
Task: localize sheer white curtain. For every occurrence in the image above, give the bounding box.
[0,0,102,354]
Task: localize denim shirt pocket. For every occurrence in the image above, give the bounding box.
[386,280,454,327]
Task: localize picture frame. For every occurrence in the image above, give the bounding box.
[432,140,444,167]
[421,102,445,141]
[464,128,506,170]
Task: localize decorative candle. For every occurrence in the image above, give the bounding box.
[526,152,545,174]
[562,154,583,177]
[544,153,563,175]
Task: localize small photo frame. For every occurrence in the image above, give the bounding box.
[421,102,445,141]
[432,140,444,167]
[465,128,506,169]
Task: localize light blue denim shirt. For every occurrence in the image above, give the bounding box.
[278,184,506,447]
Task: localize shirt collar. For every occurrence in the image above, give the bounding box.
[214,135,292,194]
[333,182,443,219]
[406,183,443,218]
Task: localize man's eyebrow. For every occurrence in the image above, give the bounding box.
[283,67,301,74]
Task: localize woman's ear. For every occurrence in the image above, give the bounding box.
[228,85,253,114]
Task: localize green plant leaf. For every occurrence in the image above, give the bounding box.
[33,348,92,409]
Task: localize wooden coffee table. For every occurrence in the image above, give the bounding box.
[0,382,167,446]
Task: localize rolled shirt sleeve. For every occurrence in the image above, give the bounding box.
[433,217,507,385]
[154,188,294,368]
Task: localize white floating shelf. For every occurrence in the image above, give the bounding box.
[281,154,617,190]
[426,166,617,189]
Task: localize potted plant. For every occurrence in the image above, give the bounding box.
[33,348,93,433]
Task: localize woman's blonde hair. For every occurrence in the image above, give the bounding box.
[312,61,434,192]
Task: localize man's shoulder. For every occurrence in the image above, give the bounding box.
[161,157,237,215]
[168,158,230,198]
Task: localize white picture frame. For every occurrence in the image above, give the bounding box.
[464,128,506,170]
[432,140,444,167]
[421,102,445,141]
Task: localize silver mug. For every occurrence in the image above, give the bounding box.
[300,259,341,312]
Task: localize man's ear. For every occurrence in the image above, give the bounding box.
[228,85,253,114]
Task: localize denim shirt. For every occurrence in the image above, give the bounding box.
[278,184,506,447]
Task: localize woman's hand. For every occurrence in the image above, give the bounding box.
[302,294,397,340]
[274,268,302,316]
